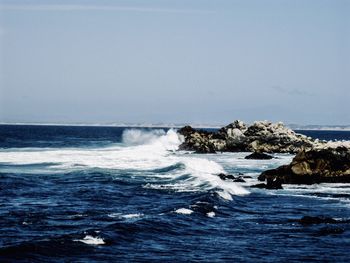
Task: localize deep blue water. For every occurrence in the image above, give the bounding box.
[1,125,350,262]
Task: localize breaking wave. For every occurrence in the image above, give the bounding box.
[0,129,248,199]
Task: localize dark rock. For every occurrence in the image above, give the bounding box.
[250,183,268,189]
[217,173,246,182]
[245,152,273,160]
[295,216,350,225]
[194,144,216,154]
[178,126,217,153]
[251,177,283,190]
[190,201,216,216]
[258,145,350,184]
[266,177,283,189]
[233,177,246,183]
[217,173,236,180]
[178,126,196,137]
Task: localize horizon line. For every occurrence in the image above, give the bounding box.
[0,4,213,14]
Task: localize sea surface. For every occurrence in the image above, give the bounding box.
[1,125,350,262]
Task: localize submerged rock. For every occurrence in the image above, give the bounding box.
[317,226,345,236]
[178,120,315,154]
[258,142,350,184]
[245,152,273,160]
[290,216,349,236]
[297,216,338,225]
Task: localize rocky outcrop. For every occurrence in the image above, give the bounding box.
[178,120,315,154]
[258,142,350,184]
[245,152,273,160]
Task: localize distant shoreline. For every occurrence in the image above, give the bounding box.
[1,122,350,131]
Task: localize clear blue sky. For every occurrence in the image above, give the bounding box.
[0,0,349,125]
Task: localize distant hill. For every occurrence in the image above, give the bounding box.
[288,124,350,131]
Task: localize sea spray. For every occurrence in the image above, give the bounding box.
[121,129,166,145]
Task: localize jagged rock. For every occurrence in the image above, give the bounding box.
[245,152,273,160]
[244,121,314,153]
[218,120,247,135]
[218,121,248,151]
[258,142,350,184]
[178,126,196,137]
[177,120,316,154]
[178,126,216,153]
[210,139,227,152]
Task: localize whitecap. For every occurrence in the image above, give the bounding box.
[121,213,143,219]
[206,211,215,218]
[175,208,193,215]
[74,235,105,245]
[107,213,143,219]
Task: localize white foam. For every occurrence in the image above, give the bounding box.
[217,190,233,201]
[74,235,105,245]
[0,129,182,170]
[206,211,215,217]
[179,157,249,199]
[175,208,193,215]
[121,213,143,219]
[107,212,143,219]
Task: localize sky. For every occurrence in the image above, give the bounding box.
[0,0,349,125]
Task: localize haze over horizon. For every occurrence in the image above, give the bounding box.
[0,0,349,125]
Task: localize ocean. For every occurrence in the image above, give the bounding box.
[1,125,350,262]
